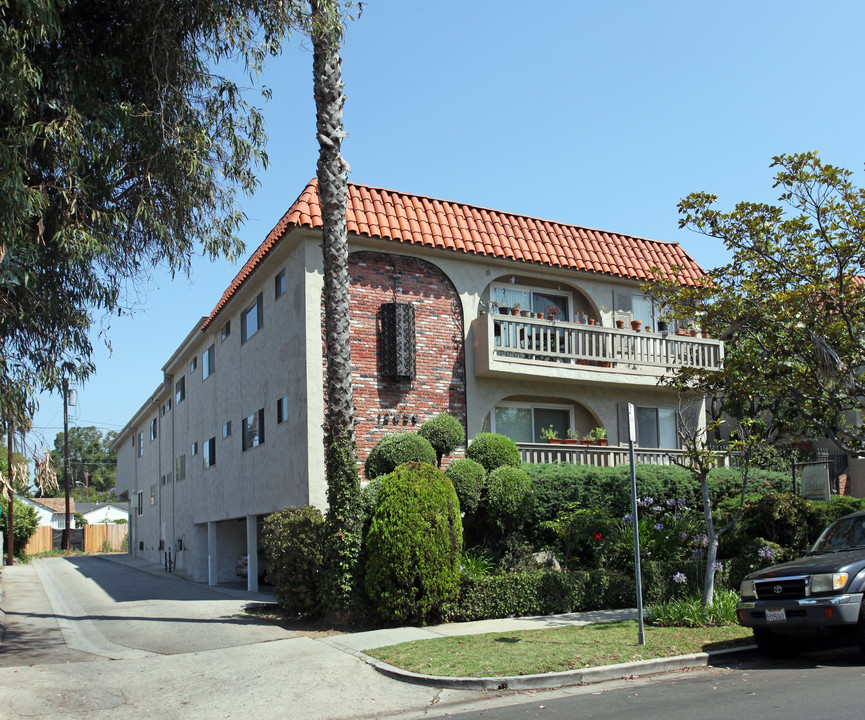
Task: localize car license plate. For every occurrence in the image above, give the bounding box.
[766,609,787,622]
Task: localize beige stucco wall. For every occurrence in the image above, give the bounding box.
[115,227,708,581]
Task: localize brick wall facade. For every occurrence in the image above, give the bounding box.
[323,251,467,469]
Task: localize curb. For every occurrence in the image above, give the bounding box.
[361,644,757,691]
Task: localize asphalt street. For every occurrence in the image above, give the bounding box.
[3,555,862,720]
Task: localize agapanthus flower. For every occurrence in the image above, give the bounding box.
[673,572,687,584]
[758,546,773,560]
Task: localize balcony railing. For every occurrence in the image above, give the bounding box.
[519,442,683,466]
[473,314,724,377]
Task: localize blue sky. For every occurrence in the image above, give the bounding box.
[28,0,865,452]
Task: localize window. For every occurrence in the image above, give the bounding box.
[275,268,286,299]
[150,484,157,506]
[176,455,186,481]
[175,376,186,405]
[137,431,144,457]
[150,418,157,441]
[242,409,265,451]
[222,420,232,439]
[241,293,263,343]
[160,473,172,486]
[613,291,655,328]
[190,356,197,373]
[494,403,571,443]
[220,321,231,342]
[191,441,198,456]
[202,344,215,379]
[635,407,678,449]
[277,395,289,424]
[492,283,571,320]
[136,491,143,516]
[203,437,216,468]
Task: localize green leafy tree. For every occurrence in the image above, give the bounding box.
[0,498,39,557]
[0,0,298,421]
[50,426,117,498]
[653,152,865,455]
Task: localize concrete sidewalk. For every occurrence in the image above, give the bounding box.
[2,553,754,694]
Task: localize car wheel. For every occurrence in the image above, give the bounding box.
[753,628,802,658]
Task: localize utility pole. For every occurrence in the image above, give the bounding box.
[63,377,71,552]
[5,411,14,566]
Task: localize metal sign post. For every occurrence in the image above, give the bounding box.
[628,403,646,646]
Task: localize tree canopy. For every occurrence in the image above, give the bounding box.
[0,0,298,422]
[652,152,865,454]
[49,426,117,499]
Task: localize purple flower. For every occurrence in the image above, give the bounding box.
[652,505,663,513]
[712,561,724,572]
[665,498,676,507]
[679,532,689,542]
[622,514,633,523]
[692,533,708,547]
[641,496,655,507]
[654,523,664,531]
[691,548,706,560]
[673,572,687,584]
[758,546,773,560]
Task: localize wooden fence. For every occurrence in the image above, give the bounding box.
[24,526,52,555]
[83,524,128,553]
[23,523,128,555]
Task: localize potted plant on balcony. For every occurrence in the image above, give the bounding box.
[580,432,594,446]
[615,318,626,329]
[630,319,642,331]
[545,304,561,322]
[590,427,608,446]
[540,425,561,444]
[564,428,579,445]
[511,303,521,316]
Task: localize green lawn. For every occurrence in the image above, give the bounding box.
[366,620,754,677]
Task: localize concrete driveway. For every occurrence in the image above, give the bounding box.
[0,556,483,719]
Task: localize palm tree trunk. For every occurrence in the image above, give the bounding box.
[310,0,361,611]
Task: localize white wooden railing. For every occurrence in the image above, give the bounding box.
[477,314,724,375]
[519,442,683,466]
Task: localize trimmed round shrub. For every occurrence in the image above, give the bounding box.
[444,458,486,514]
[466,432,521,473]
[418,413,465,466]
[364,462,463,624]
[364,432,437,480]
[262,506,325,616]
[486,465,533,528]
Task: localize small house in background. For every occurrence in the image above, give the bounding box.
[16,496,77,529]
[75,502,129,525]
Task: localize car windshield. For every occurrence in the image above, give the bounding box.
[811,516,865,554]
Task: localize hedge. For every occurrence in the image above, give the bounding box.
[447,569,635,622]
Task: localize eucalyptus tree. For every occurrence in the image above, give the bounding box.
[0,0,296,420]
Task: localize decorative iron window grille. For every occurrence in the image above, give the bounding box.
[381,302,416,379]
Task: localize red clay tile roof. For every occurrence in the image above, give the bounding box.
[203,179,705,329]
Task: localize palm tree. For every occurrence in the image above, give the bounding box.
[309,0,362,610]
